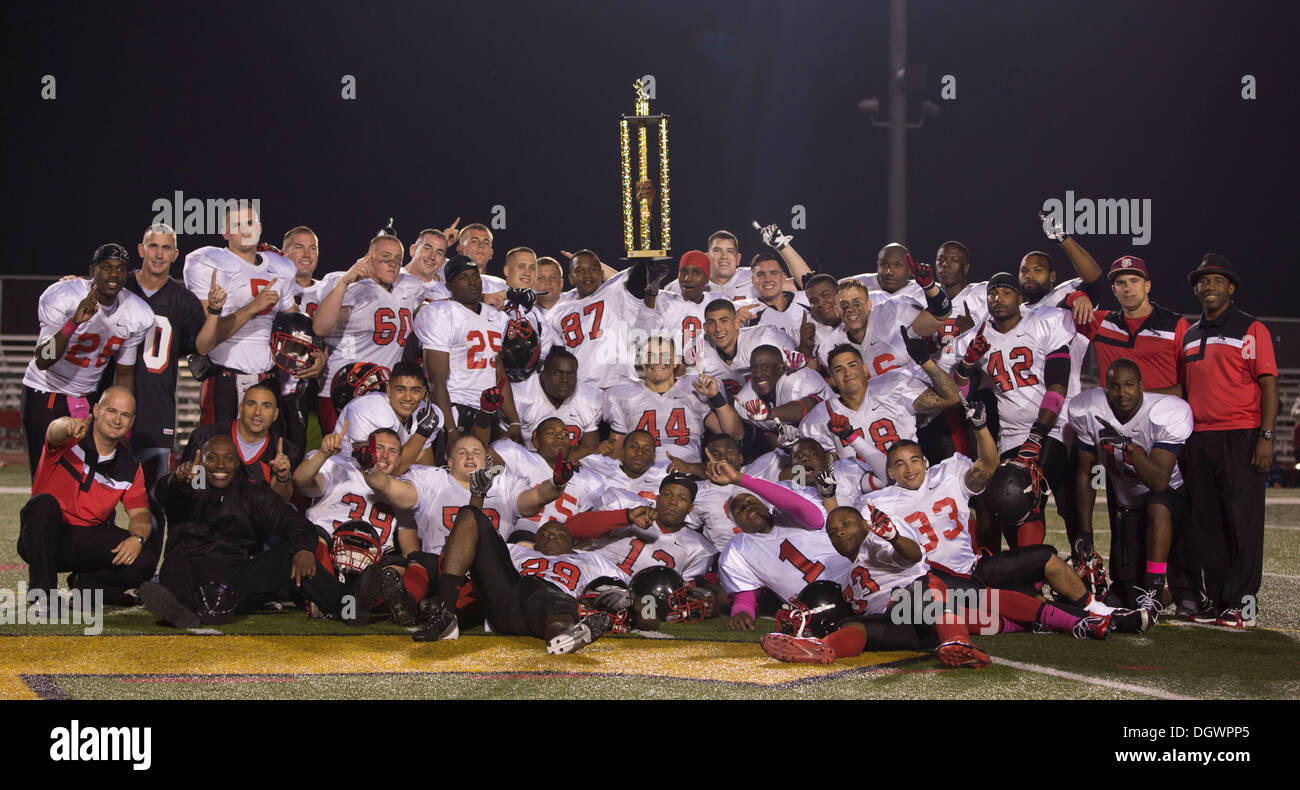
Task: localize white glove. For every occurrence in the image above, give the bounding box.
[754,221,793,250]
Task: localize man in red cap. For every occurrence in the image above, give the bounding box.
[635,250,725,367]
[1076,255,1190,396]
[1178,254,1277,628]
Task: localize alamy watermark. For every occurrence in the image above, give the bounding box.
[0,584,103,635]
[1040,190,1151,245]
[149,192,261,237]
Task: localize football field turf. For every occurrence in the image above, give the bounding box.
[1,465,1297,700]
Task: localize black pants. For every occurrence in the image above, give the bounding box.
[134,446,171,557]
[1180,429,1265,611]
[1104,485,1193,607]
[159,541,348,616]
[21,387,74,481]
[461,507,577,639]
[200,366,271,425]
[17,494,158,599]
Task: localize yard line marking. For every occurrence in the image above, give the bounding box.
[1264,572,1300,580]
[988,656,1194,700]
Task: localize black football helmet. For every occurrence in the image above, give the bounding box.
[983,460,1046,527]
[330,519,383,583]
[578,576,632,634]
[776,580,852,638]
[270,312,321,374]
[630,566,709,625]
[500,315,541,383]
[330,361,390,413]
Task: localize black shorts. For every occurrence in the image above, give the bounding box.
[838,572,943,651]
[971,544,1056,592]
[1106,483,1189,589]
[462,507,578,639]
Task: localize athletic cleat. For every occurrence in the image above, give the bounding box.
[1109,607,1152,634]
[760,632,836,664]
[1134,587,1162,624]
[1215,607,1245,629]
[1073,614,1111,640]
[412,598,459,642]
[935,640,991,669]
[345,564,385,627]
[1186,602,1219,624]
[139,581,201,629]
[546,612,612,655]
[380,566,418,627]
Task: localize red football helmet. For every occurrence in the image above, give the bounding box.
[330,362,390,413]
[330,519,383,583]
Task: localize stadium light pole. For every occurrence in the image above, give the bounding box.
[859,0,940,243]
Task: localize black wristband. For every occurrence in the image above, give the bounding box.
[207,305,222,315]
[707,391,728,409]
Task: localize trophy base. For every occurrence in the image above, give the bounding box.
[625,249,668,258]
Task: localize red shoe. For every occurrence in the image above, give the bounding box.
[1215,608,1245,629]
[935,640,991,669]
[760,632,836,664]
[1073,614,1111,640]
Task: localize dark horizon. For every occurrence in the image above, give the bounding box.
[4,0,1297,323]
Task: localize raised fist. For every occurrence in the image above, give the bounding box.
[866,502,898,541]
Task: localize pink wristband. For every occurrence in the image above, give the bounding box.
[1040,391,1065,416]
[60,320,78,338]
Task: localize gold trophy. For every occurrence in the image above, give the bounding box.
[620,78,670,258]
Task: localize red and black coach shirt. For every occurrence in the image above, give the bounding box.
[1180,304,1277,431]
[32,433,148,526]
[1079,303,1189,390]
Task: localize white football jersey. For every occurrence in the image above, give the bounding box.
[1067,388,1193,507]
[799,368,930,478]
[318,273,426,396]
[506,544,629,599]
[23,279,154,396]
[944,308,1077,452]
[604,376,714,462]
[335,391,443,455]
[717,525,851,601]
[842,274,928,309]
[695,325,795,399]
[512,375,604,446]
[524,455,669,531]
[490,439,588,531]
[183,246,300,373]
[296,278,324,318]
[734,366,832,431]
[305,455,413,552]
[753,296,812,345]
[588,517,717,580]
[743,450,786,482]
[633,290,711,367]
[865,455,978,577]
[686,482,744,553]
[1021,277,1089,399]
[817,297,922,377]
[413,298,509,407]
[403,464,534,552]
[547,270,640,390]
[843,530,930,615]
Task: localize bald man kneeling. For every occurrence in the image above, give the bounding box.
[19,386,157,613]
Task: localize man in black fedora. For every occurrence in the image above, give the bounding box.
[1177,254,1277,628]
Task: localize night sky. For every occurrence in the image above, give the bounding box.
[3,0,1296,325]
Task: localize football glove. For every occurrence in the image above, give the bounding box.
[352,435,378,472]
[552,455,579,486]
[908,253,935,289]
[961,398,987,431]
[1095,417,1133,460]
[899,325,931,365]
[413,403,441,437]
[480,383,504,414]
[504,287,537,312]
[742,398,771,422]
[866,503,898,541]
[827,406,863,444]
[775,420,801,452]
[1039,209,1067,242]
[755,221,793,250]
[962,323,991,366]
[814,467,838,499]
[469,464,504,498]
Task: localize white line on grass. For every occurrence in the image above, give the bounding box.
[1264,572,1300,580]
[988,656,1195,700]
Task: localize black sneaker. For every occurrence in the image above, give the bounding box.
[345,564,385,627]
[1186,602,1219,624]
[412,598,459,642]
[381,567,418,627]
[546,612,613,655]
[1110,607,1153,634]
[1133,587,1162,624]
[1215,607,1246,629]
[139,582,200,629]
